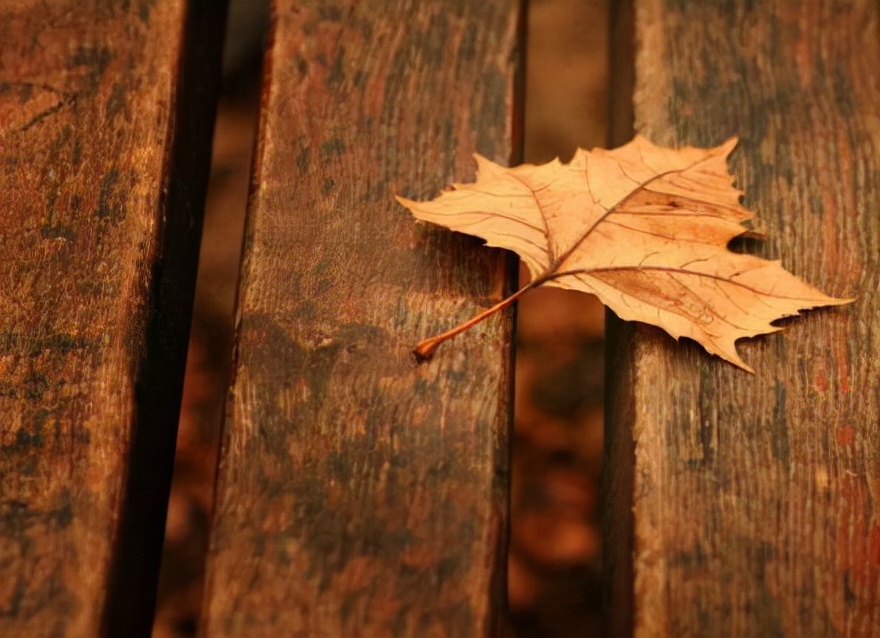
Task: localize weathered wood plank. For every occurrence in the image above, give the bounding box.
[200,1,522,636]
[606,1,880,636]
[0,2,224,636]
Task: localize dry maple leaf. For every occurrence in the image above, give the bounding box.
[397,136,851,372]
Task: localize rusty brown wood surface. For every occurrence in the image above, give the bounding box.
[199,1,522,636]
[606,0,880,636]
[0,1,224,636]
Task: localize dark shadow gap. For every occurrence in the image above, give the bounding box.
[101,2,228,637]
[151,2,267,636]
[602,1,635,637]
[508,1,609,637]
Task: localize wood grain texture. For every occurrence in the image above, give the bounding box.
[200,1,522,636]
[606,1,880,636]
[0,2,224,636]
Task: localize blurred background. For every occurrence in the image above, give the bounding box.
[153,1,610,636]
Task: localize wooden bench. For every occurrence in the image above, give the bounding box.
[1,0,877,637]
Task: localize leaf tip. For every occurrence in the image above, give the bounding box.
[731,356,756,374]
[705,338,755,373]
[704,136,740,163]
[472,152,507,177]
[394,193,414,208]
[798,291,857,312]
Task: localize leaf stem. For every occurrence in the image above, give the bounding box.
[413,281,537,361]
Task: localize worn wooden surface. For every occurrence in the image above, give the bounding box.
[200,1,521,636]
[607,0,880,636]
[0,1,224,636]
